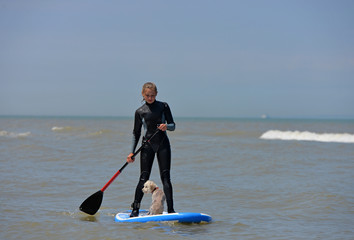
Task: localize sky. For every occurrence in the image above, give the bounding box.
[1,0,353,119]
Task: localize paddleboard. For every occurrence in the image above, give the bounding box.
[115,210,212,223]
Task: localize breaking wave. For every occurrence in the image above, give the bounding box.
[51,126,86,132]
[0,130,31,138]
[260,130,354,143]
[51,126,113,138]
[51,126,73,132]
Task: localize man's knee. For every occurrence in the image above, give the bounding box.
[140,171,150,182]
[160,170,171,182]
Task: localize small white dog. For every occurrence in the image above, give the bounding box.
[142,180,166,215]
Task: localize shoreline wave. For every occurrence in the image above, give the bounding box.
[260,130,354,143]
[0,130,31,138]
[51,126,86,132]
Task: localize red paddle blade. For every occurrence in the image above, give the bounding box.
[79,190,103,215]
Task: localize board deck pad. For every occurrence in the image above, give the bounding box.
[115,210,212,223]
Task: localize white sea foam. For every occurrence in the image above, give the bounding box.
[51,126,76,132]
[51,126,65,131]
[0,130,31,138]
[51,126,86,132]
[260,130,354,143]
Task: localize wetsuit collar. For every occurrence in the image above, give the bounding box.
[146,100,156,106]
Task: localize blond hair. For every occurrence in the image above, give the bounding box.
[142,82,158,94]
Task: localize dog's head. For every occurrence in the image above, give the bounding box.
[142,180,158,194]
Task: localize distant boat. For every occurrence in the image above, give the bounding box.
[261,114,268,119]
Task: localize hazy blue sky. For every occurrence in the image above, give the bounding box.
[1,0,353,118]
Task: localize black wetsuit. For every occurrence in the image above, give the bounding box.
[131,100,175,213]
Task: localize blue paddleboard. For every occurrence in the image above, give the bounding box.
[115,210,212,223]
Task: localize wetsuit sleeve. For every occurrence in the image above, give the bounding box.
[164,102,176,131]
[131,110,142,153]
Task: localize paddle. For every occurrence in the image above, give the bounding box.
[79,129,160,215]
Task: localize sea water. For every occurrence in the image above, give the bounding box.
[0,116,353,240]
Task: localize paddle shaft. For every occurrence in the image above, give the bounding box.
[80,129,161,215]
[100,130,160,192]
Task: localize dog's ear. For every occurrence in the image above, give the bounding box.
[150,182,156,191]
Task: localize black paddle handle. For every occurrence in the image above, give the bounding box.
[100,129,160,192]
[130,129,160,159]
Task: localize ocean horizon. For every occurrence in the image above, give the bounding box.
[1,114,354,120]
